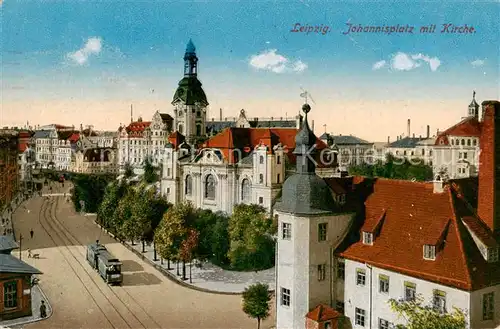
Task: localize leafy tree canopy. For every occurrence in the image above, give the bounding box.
[389,297,466,329]
[242,283,272,329]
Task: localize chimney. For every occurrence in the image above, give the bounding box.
[387,136,390,144]
[413,133,415,138]
[80,124,83,132]
[407,119,411,137]
[312,120,315,131]
[436,128,439,136]
[427,125,430,139]
[477,100,500,233]
[220,108,223,121]
[130,104,133,123]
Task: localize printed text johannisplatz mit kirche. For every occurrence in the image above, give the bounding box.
[289,23,476,35]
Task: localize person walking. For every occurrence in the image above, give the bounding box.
[40,300,47,318]
[30,229,34,239]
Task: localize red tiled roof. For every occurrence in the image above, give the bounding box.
[18,143,28,153]
[68,133,80,143]
[306,304,341,322]
[125,121,151,138]
[435,117,482,145]
[203,127,330,165]
[462,216,497,248]
[338,178,500,291]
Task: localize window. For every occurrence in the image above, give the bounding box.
[355,308,365,327]
[433,290,446,313]
[258,197,263,204]
[483,292,494,320]
[336,301,345,314]
[473,139,477,146]
[488,247,499,262]
[277,173,280,182]
[178,124,183,134]
[280,287,290,306]
[324,322,332,329]
[356,269,366,286]
[463,152,468,159]
[259,156,264,164]
[166,188,170,194]
[277,156,281,164]
[461,139,465,145]
[167,168,171,176]
[423,245,436,260]
[241,179,251,202]
[318,223,327,241]
[317,264,326,281]
[379,318,390,329]
[185,175,192,195]
[259,174,264,184]
[379,274,389,293]
[337,261,345,280]
[196,124,202,136]
[467,139,471,146]
[363,232,373,245]
[282,222,291,240]
[3,281,17,309]
[404,282,416,301]
[204,174,216,200]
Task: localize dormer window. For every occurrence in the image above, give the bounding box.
[362,232,373,245]
[337,194,346,205]
[423,245,436,260]
[488,247,499,263]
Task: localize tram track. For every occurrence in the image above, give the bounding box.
[39,195,160,329]
[47,192,164,329]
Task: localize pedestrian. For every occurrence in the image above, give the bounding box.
[39,300,47,318]
[30,229,34,239]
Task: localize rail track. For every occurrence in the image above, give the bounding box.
[38,193,163,329]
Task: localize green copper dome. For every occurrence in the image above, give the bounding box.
[172,77,209,106]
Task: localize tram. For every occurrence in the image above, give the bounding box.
[86,240,123,285]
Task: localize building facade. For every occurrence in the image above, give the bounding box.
[0,131,20,211]
[0,236,42,320]
[274,100,500,329]
[33,124,79,170]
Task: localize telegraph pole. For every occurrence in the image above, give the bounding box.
[19,233,23,260]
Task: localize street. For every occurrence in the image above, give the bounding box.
[14,182,275,329]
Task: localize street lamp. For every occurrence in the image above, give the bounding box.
[19,233,23,260]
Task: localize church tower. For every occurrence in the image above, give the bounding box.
[468,90,479,119]
[172,39,209,145]
[274,104,354,329]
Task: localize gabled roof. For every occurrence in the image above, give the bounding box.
[125,121,152,138]
[0,254,42,274]
[306,304,342,322]
[33,130,52,139]
[435,117,482,145]
[337,178,500,291]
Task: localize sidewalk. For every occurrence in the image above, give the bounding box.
[0,285,52,328]
[1,193,25,241]
[92,218,276,294]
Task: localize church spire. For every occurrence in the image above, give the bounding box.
[184,39,198,77]
[468,90,479,119]
[293,103,317,174]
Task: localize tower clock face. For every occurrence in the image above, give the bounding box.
[178,110,183,117]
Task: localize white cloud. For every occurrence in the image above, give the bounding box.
[471,59,485,67]
[372,60,387,70]
[373,52,441,72]
[249,49,307,73]
[67,37,103,65]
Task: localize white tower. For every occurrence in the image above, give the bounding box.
[274,104,353,329]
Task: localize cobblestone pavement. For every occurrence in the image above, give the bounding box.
[13,182,275,329]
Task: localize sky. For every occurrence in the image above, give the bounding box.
[1,0,499,141]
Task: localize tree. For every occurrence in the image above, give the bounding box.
[143,156,157,183]
[180,229,199,282]
[123,162,134,178]
[210,213,230,266]
[389,297,466,329]
[228,204,275,271]
[97,182,127,228]
[242,283,271,329]
[112,188,135,240]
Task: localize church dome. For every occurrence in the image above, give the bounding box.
[172,77,209,106]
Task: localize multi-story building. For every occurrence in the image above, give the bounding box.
[117,111,174,172]
[0,130,20,210]
[71,148,117,174]
[274,100,500,329]
[160,41,337,215]
[33,124,79,170]
[433,92,482,180]
[319,133,373,169]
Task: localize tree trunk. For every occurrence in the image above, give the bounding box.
[153,242,157,261]
[189,262,192,283]
[182,261,187,280]
[131,239,135,246]
[257,317,261,329]
[176,261,180,275]
[142,240,145,253]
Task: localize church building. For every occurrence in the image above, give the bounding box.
[160,41,338,215]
